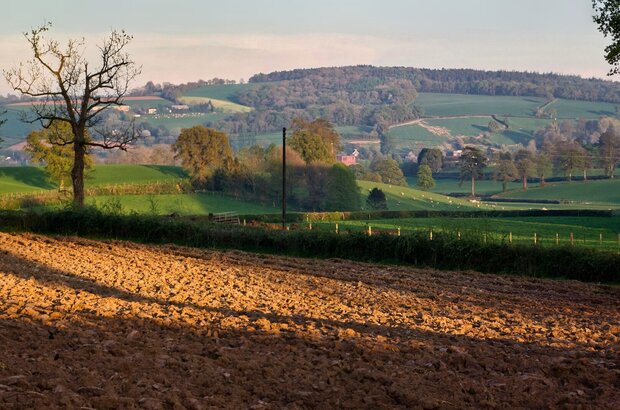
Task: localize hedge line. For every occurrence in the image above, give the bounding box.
[0,209,617,283]
[243,209,613,223]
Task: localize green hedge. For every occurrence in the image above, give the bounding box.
[243,209,614,223]
[0,209,617,283]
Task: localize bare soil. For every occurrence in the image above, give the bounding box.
[0,232,618,409]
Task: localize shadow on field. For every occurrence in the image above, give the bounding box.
[2,239,620,408]
[1,254,618,409]
[0,167,55,190]
[143,165,188,179]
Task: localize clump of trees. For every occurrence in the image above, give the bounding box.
[173,121,360,211]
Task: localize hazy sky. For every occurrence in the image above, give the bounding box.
[0,0,613,93]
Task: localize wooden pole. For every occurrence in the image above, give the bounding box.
[429,229,433,241]
[599,233,603,245]
[509,232,512,245]
[397,227,401,236]
[282,127,287,230]
[335,223,339,234]
[555,233,559,245]
[368,225,372,236]
[570,232,574,245]
[534,232,537,245]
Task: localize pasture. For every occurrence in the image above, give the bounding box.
[499,178,620,207]
[415,93,545,117]
[312,215,620,250]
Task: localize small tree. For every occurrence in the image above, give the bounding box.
[493,159,518,192]
[488,120,502,134]
[459,146,487,197]
[325,163,361,211]
[416,164,436,191]
[599,127,620,177]
[366,187,388,210]
[514,149,535,190]
[4,23,140,207]
[370,158,407,186]
[535,152,553,187]
[173,126,233,184]
[26,121,93,190]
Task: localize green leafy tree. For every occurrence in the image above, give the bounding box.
[514,149,535,190]
[370,158,407,186]
[492,158,518,192]
[593,0,620,75]
[416,164,436,191]
[173,126,233,184]
[417,148,443,173]
[291,118,342,153]
[288,130,333,164]
[26,122,93,190]
[535,152,553,187]
[459,146,487,197]
[556,142,586,182]
[366,187,387,210]
[349,164,382,183]
[4,23,140,207]
[325,163,360,211]
[599,126,620,177]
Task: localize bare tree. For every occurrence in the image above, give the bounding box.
[4,23,141,206]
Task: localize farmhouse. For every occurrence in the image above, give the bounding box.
[337,153,357,166]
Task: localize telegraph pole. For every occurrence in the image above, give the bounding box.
[282,127,286,229]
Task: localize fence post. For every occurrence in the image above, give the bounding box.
[457,231,461,241]
[397,227,401,237]
[509,232,512,245]
[570,232,574,246]
[308,223,312,231]
[483,233,487,243]
[368,225,372,236]
[534,233,537,245]
[335,223,339,234]
[555,233,559,245]
[243,219,246,226]
[600,233,603,245]
[429,229,433,241]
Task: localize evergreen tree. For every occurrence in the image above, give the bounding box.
[366,187,388,210]
[325,163,361,211]
[416,164,436,191]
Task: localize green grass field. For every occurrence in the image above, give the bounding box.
[0,165,188,194]
[407,176,524,195]
[312,215,620,250]
[140,112,229,131]
[183,84,257,102]
[416,93,545,117]
[499,178,620,207]
[549,98,617,119]
[387,123,449,148]
[88,193,279,216]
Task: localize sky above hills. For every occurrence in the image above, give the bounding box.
[0,0,614,93]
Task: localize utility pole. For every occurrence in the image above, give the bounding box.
[282,127,286,229]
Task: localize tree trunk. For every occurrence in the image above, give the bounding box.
[471,175,475,198]
[72,142,86,208]
[502,181,507,192]
[540,175,546,187]
[522,175,527,190]
[583,169,587,182]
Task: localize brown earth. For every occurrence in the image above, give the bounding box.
[0,232,619,409]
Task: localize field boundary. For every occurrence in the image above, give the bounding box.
[0,209,617,283]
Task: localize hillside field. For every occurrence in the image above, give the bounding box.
[0,232,618,408]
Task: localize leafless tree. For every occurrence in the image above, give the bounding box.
[4,23,141,206]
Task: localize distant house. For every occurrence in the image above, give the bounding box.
[171,104,190,111]
[337,154,357,166]
[447,150,463,158]
[147,108,157,115]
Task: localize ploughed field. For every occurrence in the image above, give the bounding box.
[0,233,619,409]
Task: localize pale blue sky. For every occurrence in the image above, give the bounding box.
[0,0,613,93]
